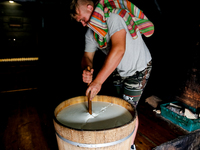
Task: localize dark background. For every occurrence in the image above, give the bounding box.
[0,0,199,149]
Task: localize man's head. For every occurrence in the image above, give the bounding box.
[70,0,94,26]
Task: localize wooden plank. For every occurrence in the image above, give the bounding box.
[138,113,178,145]
[135,130,157,150]
[1,91,58,150]
[0,87,37,93]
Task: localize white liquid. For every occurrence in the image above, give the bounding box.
[56,102,133,130]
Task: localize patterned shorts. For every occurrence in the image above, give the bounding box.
[112,61,152,107]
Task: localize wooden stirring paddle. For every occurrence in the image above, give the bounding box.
[88,91,92,115]
[87,66,92,115]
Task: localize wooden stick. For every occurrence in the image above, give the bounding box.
[88,91,92,115]
[87,66,92,115]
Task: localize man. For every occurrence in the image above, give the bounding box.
[70,0,154,149]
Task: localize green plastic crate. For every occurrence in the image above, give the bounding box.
[160,101,200,132]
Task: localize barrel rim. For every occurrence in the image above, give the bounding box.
[53,95,137,132]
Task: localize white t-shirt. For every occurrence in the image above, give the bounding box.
[85,13,152,77]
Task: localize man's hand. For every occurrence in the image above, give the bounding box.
[86,80,102,100]
[82,68,94,84]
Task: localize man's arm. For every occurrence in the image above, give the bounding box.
[81,51,95,84]
[86,29,126,99]
[81,52,95,70]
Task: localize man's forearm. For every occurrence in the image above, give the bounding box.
[81,52,95,70]
[94,47,124,85]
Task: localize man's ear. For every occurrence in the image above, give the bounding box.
[87,4,93,12]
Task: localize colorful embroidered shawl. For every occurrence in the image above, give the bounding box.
[87,0,154,49]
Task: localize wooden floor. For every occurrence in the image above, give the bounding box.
[0,59,189,150]
[0,88,188,150]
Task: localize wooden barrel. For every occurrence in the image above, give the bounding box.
[53,95,137,150]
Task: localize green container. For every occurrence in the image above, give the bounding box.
[160,101,200,132]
